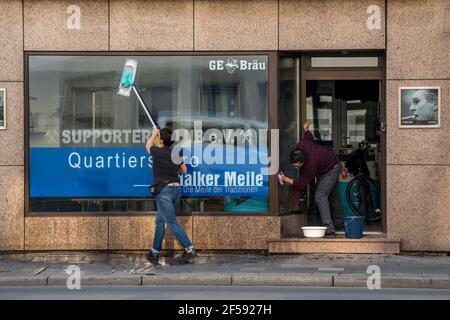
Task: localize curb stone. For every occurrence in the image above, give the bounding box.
[0,276,48,286]
[333,274,450,289]
[47,275,142,286]
[231,273,333,287]
[430,278,450,289]
[421,273,450,278]
[142,273,231,286]
[333,274,367,288]
[0,274,449,289]
[381,276,432,289]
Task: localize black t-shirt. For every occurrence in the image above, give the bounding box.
[150,146,181,184]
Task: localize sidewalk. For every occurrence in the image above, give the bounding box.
[0,252,449,289]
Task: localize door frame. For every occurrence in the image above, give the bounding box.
[299,52,386,233]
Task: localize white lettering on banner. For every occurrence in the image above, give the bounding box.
[179,171,263,188]
[68,152,152,169]
[58,129,152,145]
[180,172,221,187]
[68,152,81,168]
[181,185,261,194]
[225,171,263,187]
[59,122,279,176]
[225,186,259,194]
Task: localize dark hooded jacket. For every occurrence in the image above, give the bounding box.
[292,131,339,190]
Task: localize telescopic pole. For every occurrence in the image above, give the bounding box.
[132,84,158,129]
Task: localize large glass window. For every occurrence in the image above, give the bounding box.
[28,55,269,213]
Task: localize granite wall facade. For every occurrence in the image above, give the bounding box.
[0,0,447,252]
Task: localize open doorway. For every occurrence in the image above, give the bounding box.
[305,80,382,232]
[278,53,386,235]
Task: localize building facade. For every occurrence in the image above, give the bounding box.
[0,0,448,253]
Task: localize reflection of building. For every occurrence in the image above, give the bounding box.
[0,1,448,254]
[28,55,270,215]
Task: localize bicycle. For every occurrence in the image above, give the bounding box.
[344,141,382,225]
[345,174,381,225]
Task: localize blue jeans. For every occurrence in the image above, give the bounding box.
[152,186,193,252]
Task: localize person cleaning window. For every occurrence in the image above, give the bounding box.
[280,121,344,236]
[146,127,197,264]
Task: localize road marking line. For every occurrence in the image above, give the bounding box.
[281,264,333,269]
[318,267,345,272]
[240,267,267,271]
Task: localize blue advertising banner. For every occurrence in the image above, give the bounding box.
[30,147,269,198]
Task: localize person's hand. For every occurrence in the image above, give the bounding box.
[282,175,294,186]
[152,127,159,137]
[277,171,284,186]
[303,121,310,132]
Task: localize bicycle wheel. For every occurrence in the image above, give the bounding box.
[346,178,364,217]
[367,178,381,221]
[346,177,381,220]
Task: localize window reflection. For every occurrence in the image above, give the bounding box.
[29,55,269,213]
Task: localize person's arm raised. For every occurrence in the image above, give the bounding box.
[303,121,310,132]
[297,121,315,149]
[146,127,159,154]
[302,121,315,143]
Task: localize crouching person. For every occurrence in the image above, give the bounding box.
[281,121,344,236]
[145,127,196,264]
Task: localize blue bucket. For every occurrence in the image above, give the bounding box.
[344,216,364,239]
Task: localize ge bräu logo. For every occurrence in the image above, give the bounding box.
[225,58,239,74]
[209,58,266,73]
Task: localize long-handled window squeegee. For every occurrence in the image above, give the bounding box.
[118,58,161,146]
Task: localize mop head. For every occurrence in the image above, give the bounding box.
[117,58,162,148]
[118,59,138,97]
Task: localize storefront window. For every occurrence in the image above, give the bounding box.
[28,55,269,213]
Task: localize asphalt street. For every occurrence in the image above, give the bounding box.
[1,285,449,300]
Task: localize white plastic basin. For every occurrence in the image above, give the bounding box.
[301,226,327,238]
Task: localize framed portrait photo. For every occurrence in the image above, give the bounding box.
[399,87,441,128]
[0,88,5,130]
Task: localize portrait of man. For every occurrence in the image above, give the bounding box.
[399,87,440,128]
[0,89,5,129]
